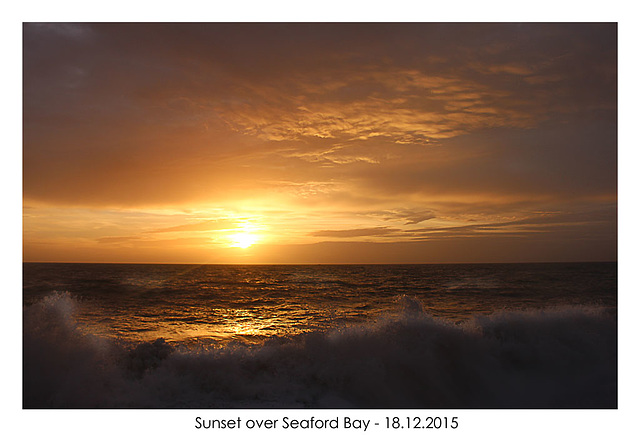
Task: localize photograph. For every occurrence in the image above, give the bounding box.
[22,22,617,410]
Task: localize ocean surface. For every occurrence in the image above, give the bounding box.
[23,262,617,409]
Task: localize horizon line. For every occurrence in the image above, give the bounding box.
[22,260,618,266]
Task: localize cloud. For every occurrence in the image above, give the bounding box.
[96,235,143,244]
[148,220,236,233]
[214,67,543,146]
[473,63,534,76]
[371,208,438,225]
[309,227,401,238]
[403,206,616,240]
[23,23,616,210]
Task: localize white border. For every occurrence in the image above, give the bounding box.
[6,3,638,444]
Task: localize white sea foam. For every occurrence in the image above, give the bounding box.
[23,292,617,408]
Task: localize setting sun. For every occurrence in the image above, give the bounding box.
[228,231,259,249]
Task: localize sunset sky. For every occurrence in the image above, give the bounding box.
[22,23,617,264]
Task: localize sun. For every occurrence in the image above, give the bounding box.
[229,231,259,249]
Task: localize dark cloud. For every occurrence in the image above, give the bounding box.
[24,23,616,206]
[404,205,616,237]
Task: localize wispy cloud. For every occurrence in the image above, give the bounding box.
[310,227,401,238]
[96,235,143,244]
[148,220,236,233]
[370,208,438,225]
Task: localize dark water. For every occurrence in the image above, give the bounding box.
[23,262,617,408]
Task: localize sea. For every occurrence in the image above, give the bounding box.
[22,262,617,409]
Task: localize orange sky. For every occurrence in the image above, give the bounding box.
[22,23,617,263]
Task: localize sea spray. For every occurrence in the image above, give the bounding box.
[23,292,616,408]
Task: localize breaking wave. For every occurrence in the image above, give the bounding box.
[23,292,616,408]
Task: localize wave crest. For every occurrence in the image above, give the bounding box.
[23,293,616,408]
